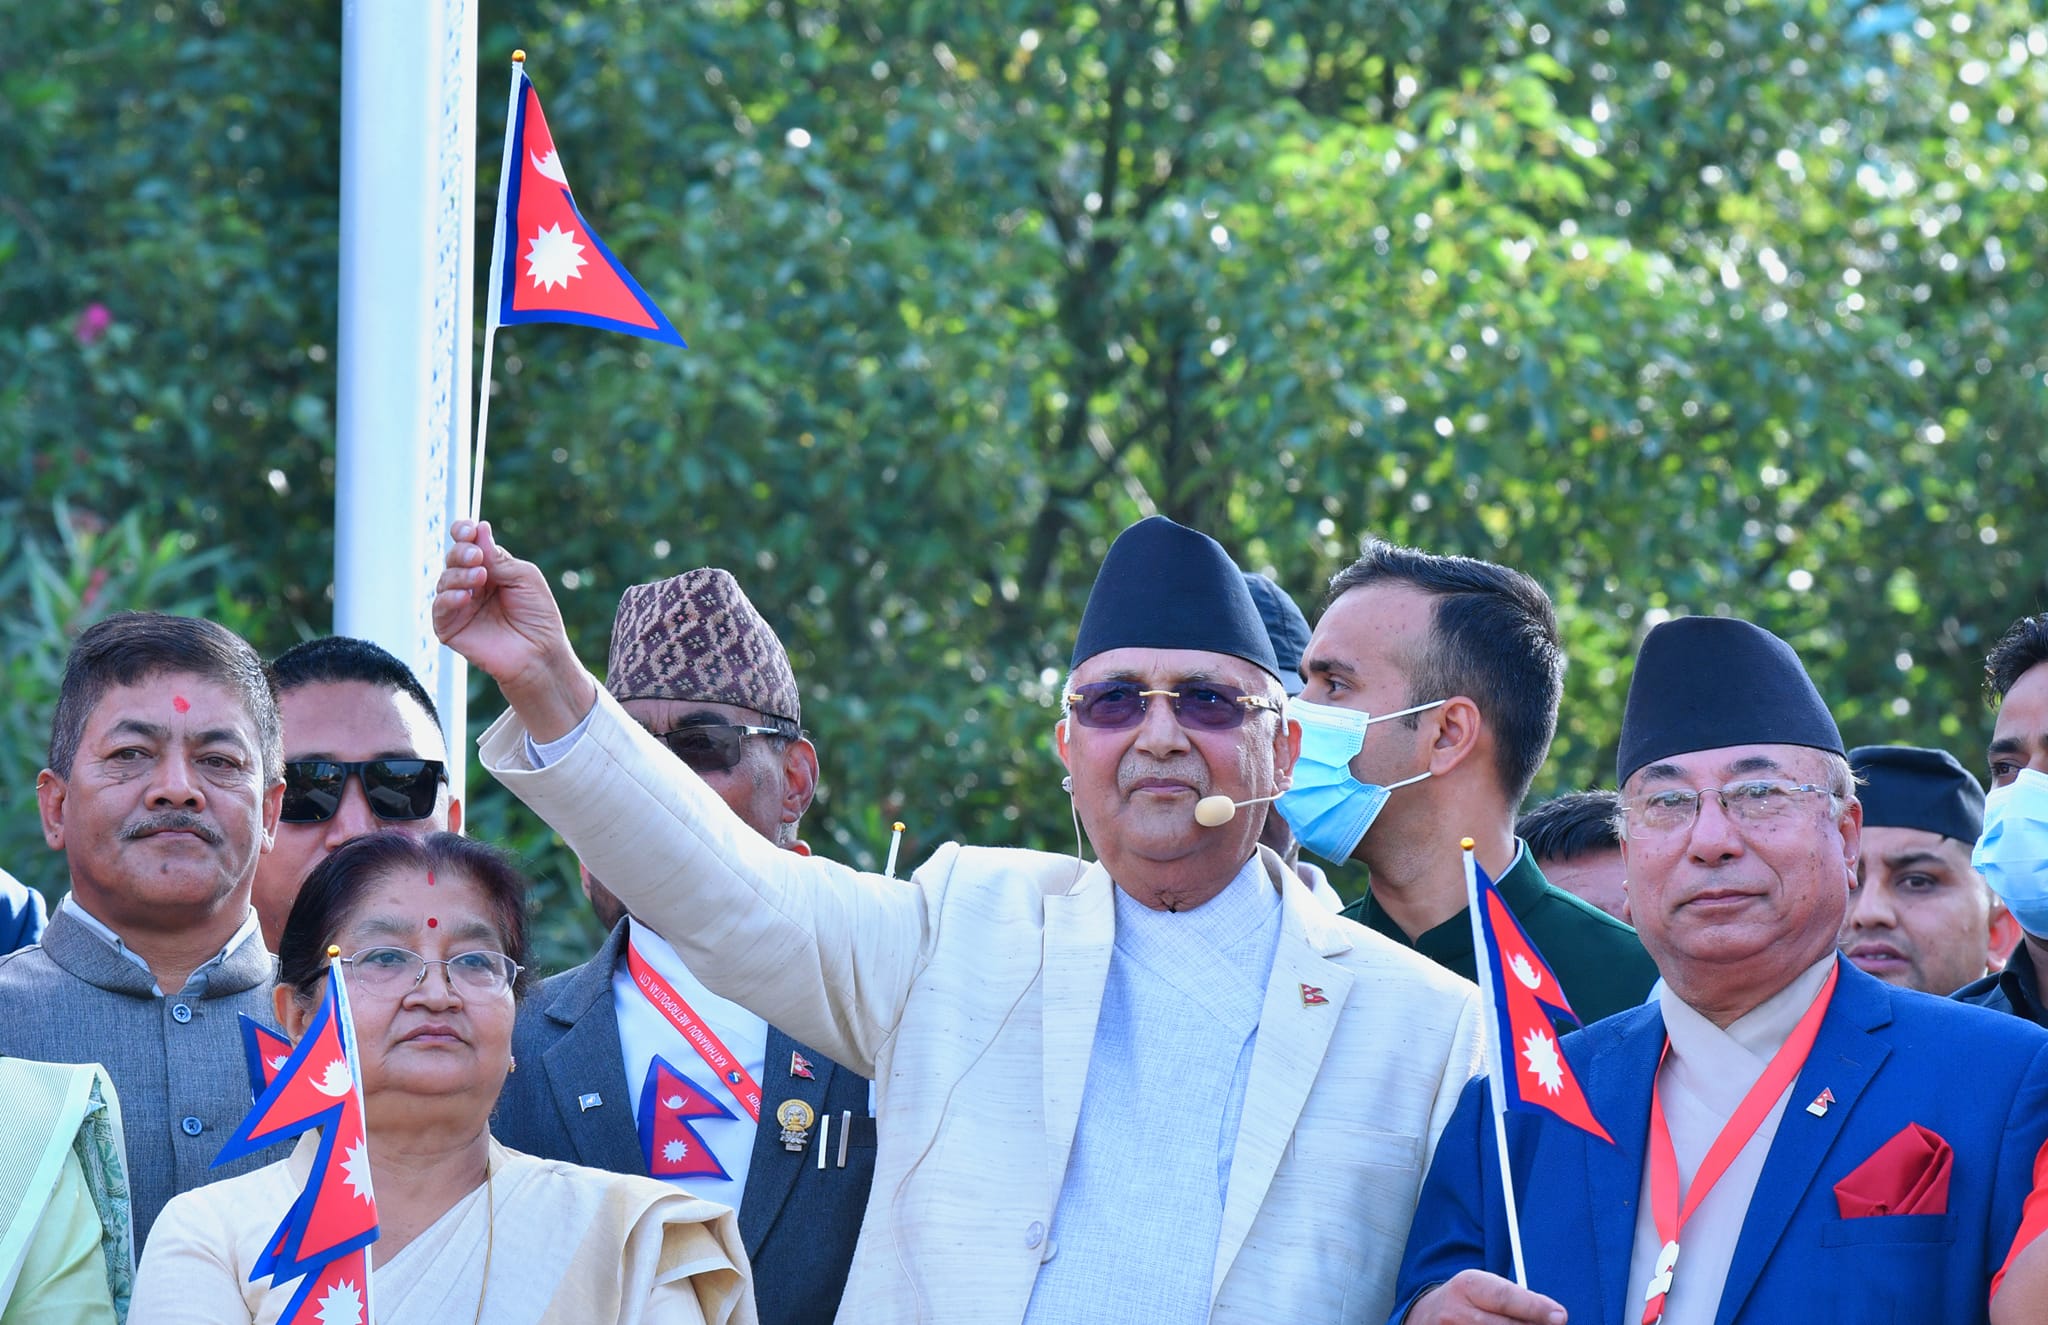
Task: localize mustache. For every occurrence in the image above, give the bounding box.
[122,812,222,845]
[1116,758,1209,795]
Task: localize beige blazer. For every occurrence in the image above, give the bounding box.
[481,689,1484,1324]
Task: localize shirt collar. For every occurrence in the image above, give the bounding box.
[1112,854,1276,953]
[1660,951,1837,1065]
[58,894,262,996]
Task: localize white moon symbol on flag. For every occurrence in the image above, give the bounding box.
[1509,952,1543,990]
[531,149,568,184]
[313,1059,354,1098]
[664,1094,685,1110]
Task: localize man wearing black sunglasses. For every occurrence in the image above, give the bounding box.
[443,514,1485,1325]
[492,567,874,1325]
[251,637,460,950]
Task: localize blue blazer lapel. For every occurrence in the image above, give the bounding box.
[738,1024,838,1258]
[1714,959,1891,1325]
[1574,1006,1664,1325]
[536,924,645,1174]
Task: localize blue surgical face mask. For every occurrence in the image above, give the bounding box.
[1276,696,1445,864]
[1974,767,2048,937]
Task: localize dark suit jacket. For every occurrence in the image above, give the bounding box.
[1394,958,2048,1325]
[494,922,875,1325]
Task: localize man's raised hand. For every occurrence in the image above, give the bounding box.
[435,520,596,741]
[1407,1271,1567,1325]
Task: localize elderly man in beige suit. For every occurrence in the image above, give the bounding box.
[437,514,1484,1324]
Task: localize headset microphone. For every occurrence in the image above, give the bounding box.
[1193,792,1282,828]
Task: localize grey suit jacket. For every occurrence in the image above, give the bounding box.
[0,907,276,1247]
[493,921,875,1325]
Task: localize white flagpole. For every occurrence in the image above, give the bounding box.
[469,50,524,524]
[1463,837,1530,1288]
[883,821,906,878]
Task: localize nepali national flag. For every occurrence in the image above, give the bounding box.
[638,1056,735,1183]
[489,63,685,345]
[240,1014,297,1100]
[259,1090,379,1279]
[215,976,356,1165]
[1470,853,1613,1143]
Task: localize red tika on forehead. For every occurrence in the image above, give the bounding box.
[427,917,438,929]
[172,695,191,714]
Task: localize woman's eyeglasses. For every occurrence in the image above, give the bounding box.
[335,946,521,996]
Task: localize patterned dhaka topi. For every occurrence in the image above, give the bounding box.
[605,568,801,728]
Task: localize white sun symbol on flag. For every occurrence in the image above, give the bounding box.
[1509,952,1543,991]
[526,223,587,290]
[315,1278,364,1325]
[341,1139,374,1202]
[663,1138,688,1163]
[1522,1027,1566,1095]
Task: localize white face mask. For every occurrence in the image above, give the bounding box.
[1975,768,2048,936]
[1274,696,1444,864]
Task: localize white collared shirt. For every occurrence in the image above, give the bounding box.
[612,917,768,1201]
[59,894,262,996]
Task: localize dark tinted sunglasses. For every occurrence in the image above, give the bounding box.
[280,759,447,824]
[1064,681,1282,732]
[653,723,788,774]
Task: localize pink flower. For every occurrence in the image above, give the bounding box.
[74,303,112,346]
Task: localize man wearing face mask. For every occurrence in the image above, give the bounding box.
[1958,613,2048,1026]
[1290,540,1657,1024]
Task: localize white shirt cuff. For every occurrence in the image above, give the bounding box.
[524,705,597,768]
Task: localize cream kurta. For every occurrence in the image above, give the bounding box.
[131,1135,755,1325]
[1624,955,1836,1325]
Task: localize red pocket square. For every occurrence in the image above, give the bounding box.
[1834,1122,1952,1217]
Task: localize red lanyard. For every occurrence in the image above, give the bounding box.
[625,938,763,1122]
[1640,963,1838,1325]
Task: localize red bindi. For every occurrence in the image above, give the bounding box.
[172,695,191,714]
[426,870,435,887]
[427,917,438,928]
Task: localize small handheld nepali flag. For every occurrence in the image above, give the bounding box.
[487,54,684,345]
[215,959,380,1324]
[1469,850,1612,1144]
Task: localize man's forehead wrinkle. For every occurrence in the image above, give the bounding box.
[107,717,170,742]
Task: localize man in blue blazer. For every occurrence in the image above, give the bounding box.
[1395,615,2048,1325]
[493,568,873,1325]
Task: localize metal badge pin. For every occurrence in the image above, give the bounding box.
[578,1092,603,1112]
[1806,1087,1836,1118]
[778,1098,816,1153]
[816,1113,831,1169]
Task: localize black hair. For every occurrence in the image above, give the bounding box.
[1516,789,1623,863]
[1986,613,2048,702]
[277,831,533,999]
[271,636,442,730]
[49,612,280,780]
[1326,540,1565,804]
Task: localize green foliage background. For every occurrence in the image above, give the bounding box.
[6,0,2046,972]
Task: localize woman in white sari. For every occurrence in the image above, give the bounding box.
[131,832,754,1325]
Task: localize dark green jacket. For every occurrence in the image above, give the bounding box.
[1339,843,1658,1026]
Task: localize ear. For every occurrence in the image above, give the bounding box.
[1055,717,1072,772]
[36,770,66,852]
[259,778,284,852]
[1273,716,1302,790]
[274,982,316,1038]
[1835,796,1863,884]
[1989,900,2024,970]
[446,796,464,836]
[780,737,820,824]
[1423,695,1486,778]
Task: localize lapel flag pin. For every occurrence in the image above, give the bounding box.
[1806,1087,1835,1118]
[1300,984,1329,1007]
[578,1092,603,1112]
[789,1051,816,1080]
